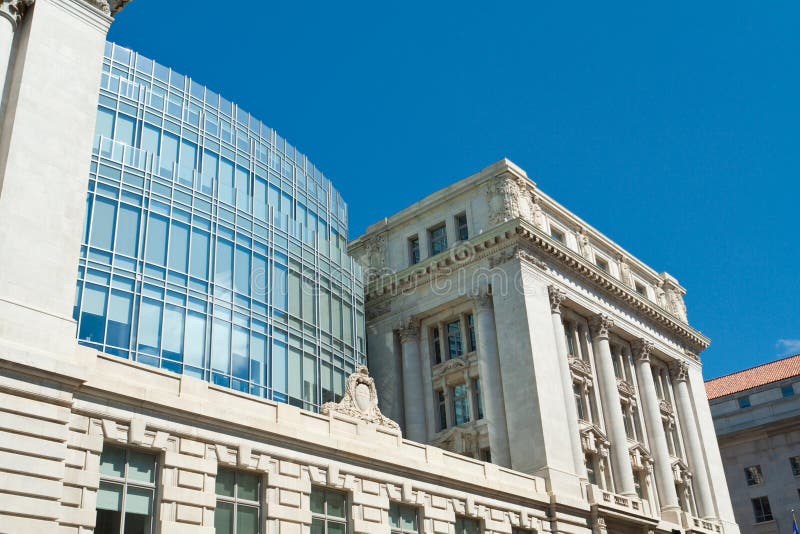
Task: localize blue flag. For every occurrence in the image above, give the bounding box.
[793,519,800,534]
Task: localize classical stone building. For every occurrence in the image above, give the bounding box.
[706,354,800,534]
[350,161,739,534]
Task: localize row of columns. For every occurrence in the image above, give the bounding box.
[547,286,716,521]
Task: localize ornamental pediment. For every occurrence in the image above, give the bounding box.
[628,443,653,470]
[581,424,610,456]
[569,356,593,377]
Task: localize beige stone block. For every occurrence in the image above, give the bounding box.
[63,467,100,490]
[278,488,301,507]
[265,503,312,524]
[0,429,67,460]
[0,450,65,479]
[163,451,217,474]
[352,490,389,509]
[354,517,391,534]
[177,469,205,490]
[58,505,97,527]
[0,410,68,441]
[278,460,300,478]
[176,503,204,525]
[68,431,103,453]
[0,491,61,520]
[161,484,216,508]
[361,478,381,495]
[0,391,71,423]
[65,448,86,468]
[100,419,124,441]
[0,512,68,533]
[276,520,303,534]
[362,505,383,522]
[61,484,83,507]
[0,470,62,499]
[268,472,310,493]
[159,520,215,534]
[179,438,205,457]
[68,414,89,433]
[433,519,451,534]
[128,417,146,445]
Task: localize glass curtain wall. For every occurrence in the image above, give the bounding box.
[75,43,366,412]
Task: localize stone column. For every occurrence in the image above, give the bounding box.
[631,339,681,520]
[671,361,715,520]
[0,0,30,111]
[398,321,426,442]
[547,286,587,478]
[588,314,636,496]
[471,292,512,467]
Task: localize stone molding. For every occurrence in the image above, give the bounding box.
[588,314,614,339]
[321,365,400,431]
[547,285,567,314]
[486,171,532,226]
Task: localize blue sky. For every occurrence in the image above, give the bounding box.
[109,1,799,380]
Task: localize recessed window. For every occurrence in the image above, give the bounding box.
[752,496,773,523]
[455,516,481,534]
[389,502,419,534]
[455,212,469,241]
[452,383,471,426]
[745,465,764,486]
[215,468,261,534]
[595,257,609,272]
[467,313,476,352]
[738,396,751,409]
[790,456,800,476]
[472,378,484,420]
[585,454,597,485]
[429,224,448,256]
[311,487,348,533]
[782,384,795,398]
[634,282,647,296]
[436,389,447,431]
[409,236,420,265]
[550,227,565,243]
[95,445,158,534]
[447,320,463,358]
[432,327,442,364]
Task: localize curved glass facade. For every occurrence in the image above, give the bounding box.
[74,42,365,411]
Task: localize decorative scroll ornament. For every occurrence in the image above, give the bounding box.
[547,285,567,313]
[631,338,654,363]
[321,366,400,431]
[670,361,690,382]
[588,314,614,339]
[1,0,34,28]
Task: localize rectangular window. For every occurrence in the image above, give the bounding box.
[782,384,795,397]
[467,314,476,352]
[447,320,463,358]
[428,224,447,256]
[455,516,481,534]
[215,468,261,534]
[563,321,576,357]
[472,378,484,420]
[432,327,442,364]
[436,389,447,431]
[117,204,140,257]
[573,383,585,420]
[95,445,157,534]
[409,236,420,265]
[595,257,609,272]
[585,454,597,485]
[751,496,773,523]
[90,196,117,250]
[452,383,470,426]
[550,227,565,243]
[791,456,800,477]
[745,465,764,486]
[634,282,647,296]
[145,213,168,266]
[310,488,348,534]
[738,396,751,409]
[389,502,419,534]
[455,212,468,241]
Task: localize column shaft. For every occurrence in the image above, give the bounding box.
[673,362,716,519]
[589,314,636,496]
[398,323,426,442]
[548,287,587,478]
[632,340,681,517]
[472,293,512,467]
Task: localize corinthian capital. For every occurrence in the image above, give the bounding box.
[631,339,654,363]
[0,0,34,28]
[670,361,690,382]
[588,314,614,339]
[471,291,493,313]
[547,285,567,314]
[397,320,419,344]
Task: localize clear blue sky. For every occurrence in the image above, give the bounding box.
[108,1,799,380]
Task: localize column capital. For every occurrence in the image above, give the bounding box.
[588,313,614,339]
[547,285,567,314]
[471,291,493,313]
[0,0,33,29]
[631,338,654,363]
[670,360,690,382]
[397,319,420,344]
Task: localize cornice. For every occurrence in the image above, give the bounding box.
[364,218,709,353]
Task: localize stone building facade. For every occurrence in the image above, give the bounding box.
[706,354,800,534]
[350,160,739,534]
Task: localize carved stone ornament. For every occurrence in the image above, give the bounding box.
[0,0,34,28]
[659,399,674,416]
[486,172,532,226]
[547,285,567,314]
[321,366,400,431]
[437,357,467,374]
[569,356,593,378]
[617,377,635,398]
[471,291,493,313]
[397,320,419,344]
[616,253,633,287]
[631,338,654,363]
[530,194,546,230]
[670,361,690,382]
[588,314,614,339]
[576,226,592,260]
[363,232,387,272]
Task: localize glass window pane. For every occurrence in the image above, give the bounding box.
[161,132,179,164]
[162,304,185,361]
[138,298,162,355]
[97,481,123,511]
[235,246,251,295]
[99,446,125,478]
[310,518,325,534]
[250,333,266,386]
[127,450,155,483]
[90,196,116,250]
[238,471,259,501]
[190,228,210,279]
[145,214,168,265]
[326,491,345,518]
[214,500,234,534]
[216,239,233,288]
[272,340,287,393]
[95,107,115,140]
[212,319,231,373]
[168,221,189,272]
[328,522,346,534]
[272,263,288,311]
[287,347,301,399]
[141,123,160,154]
[232,326,249,380]
[236,505,259,534]
[124,485,153,516]
[79,284,108,343]
[115,114,135,146]
[401,506,417,529]
[219,158,234,204]
[310,488,324,514]
[116,204,140,257]
[216,468,235,497]
[106,290,132,348]
[184,310,206,368]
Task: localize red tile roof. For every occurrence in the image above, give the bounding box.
[705,353,800,400]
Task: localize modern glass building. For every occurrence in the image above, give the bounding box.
[74,42,365,411]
